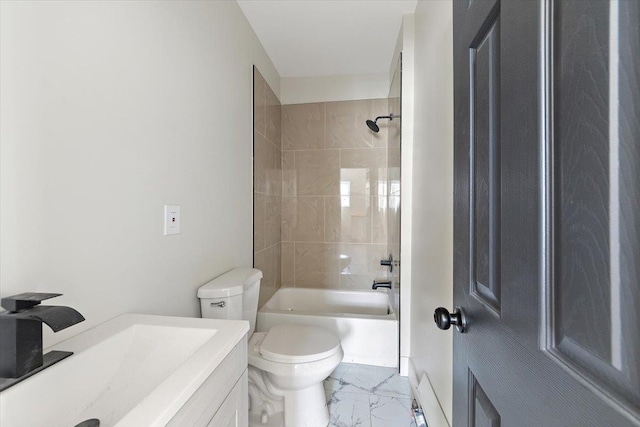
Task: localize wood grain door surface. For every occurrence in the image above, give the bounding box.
[452,0,640,425]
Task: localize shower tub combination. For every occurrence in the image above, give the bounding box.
[257,288,398,367]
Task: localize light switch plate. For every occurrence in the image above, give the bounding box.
[164,205,181,235]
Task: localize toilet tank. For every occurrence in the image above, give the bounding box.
[197,268,263,335]
[199,293,244,322]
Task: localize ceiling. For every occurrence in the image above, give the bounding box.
[237,0,418,78]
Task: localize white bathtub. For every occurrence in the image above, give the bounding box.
[257,288,398,367]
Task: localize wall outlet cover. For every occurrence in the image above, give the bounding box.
[164,205,181,235]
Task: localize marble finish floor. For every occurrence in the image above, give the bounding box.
[324,363,417,427]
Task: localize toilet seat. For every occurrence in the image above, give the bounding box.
[259,324,341,363]
[247,326,344,427]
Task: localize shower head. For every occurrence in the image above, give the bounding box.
[365,114,397,133]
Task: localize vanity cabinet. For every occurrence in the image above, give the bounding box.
[167,335,248,427]
[206,371,248,427]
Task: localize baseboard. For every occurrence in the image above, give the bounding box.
[408,359,450,427]
[407,358,421,400]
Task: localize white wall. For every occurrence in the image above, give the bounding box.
[280,73,388,104]
[409,0,454,423]
[0,1,280,347]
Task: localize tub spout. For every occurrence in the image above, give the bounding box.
[372,280,392,290]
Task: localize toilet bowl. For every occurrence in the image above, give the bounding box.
[198,268,343,427]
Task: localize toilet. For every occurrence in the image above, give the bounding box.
[198,268,343,427]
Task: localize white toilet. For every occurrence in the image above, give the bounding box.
[198,268,343,427]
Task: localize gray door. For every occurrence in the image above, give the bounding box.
[447,0,640,425]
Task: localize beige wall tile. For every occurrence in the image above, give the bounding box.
[338,243,387,290]
[253,68,266,137]
[255,131,281,197]
[372,195,388,244]
[388,145,401,173]
[339,274,375,291]
[386,242,400,291]
[274,242,281,288]
[258,285,277,310]
[387,200,401,251]
[282,151,296,197]
[255,96,393,294]
[324,196,341,242]
[294,242,340,288]
[387,137,400,253]
[282,197,324,242]
[339,167,369,197]
[339,243,387,275]
[295,149,340,196]
[265,85,281,148]
[282,103,325,150]
[326,99,373,148]
[266,148,282,196]
[254,69,282,290]
[254,192,266,252]
[265,195,281,247]
[325,196,371,243]
[281,242,295,287]
[255,246,274,290]
[282,149,295,169]
[388,95,401,149]
[254,131,273,194]
[372,98,389,148]
[341,147,387,169]
[341,148,387,197]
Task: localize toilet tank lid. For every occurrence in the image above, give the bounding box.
[197,268,263,298]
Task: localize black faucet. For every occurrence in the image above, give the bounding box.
[372,280,392,290]
[0,292,84,390]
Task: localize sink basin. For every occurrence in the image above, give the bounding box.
[0,313,249,427]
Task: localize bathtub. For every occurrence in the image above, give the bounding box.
[257,288,398,367]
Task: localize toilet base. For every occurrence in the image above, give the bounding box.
[248,368,329,427]
[282,384,329,427]
[247,388,329,427]
[249,410,284,427]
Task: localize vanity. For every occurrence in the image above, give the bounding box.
[0,314,249,427]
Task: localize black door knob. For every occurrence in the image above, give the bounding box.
[434,307,467,333]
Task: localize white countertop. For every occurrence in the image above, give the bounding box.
[0,313,249,427]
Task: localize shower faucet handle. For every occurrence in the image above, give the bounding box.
[380,254,393,272]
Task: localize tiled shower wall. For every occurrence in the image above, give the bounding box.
[280,98,391,290]
[387,58,402,314]
[253,67,282,307]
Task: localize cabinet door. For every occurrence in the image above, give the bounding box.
[167,337,248,427]
[207,371,248,427]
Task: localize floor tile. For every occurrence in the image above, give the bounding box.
[326,389,371,427]
[323,363,416,427]
[324,363,352,390]
[369,395,414,427]
[325,363,412,399]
